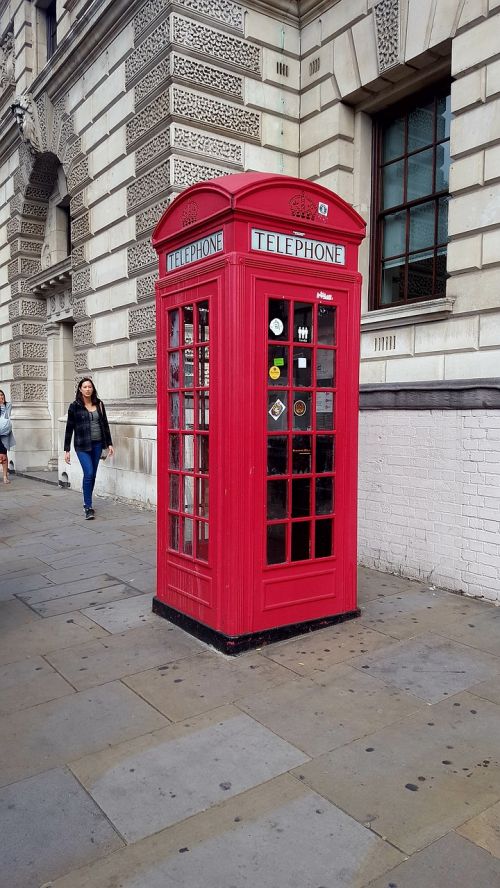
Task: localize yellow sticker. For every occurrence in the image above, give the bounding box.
[269,365,281,380]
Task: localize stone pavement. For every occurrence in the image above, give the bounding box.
[1,477,500,888]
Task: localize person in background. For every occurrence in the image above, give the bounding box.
[0,389,15,484]
[64,377,114,519]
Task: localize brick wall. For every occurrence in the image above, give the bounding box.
[358,409,500,602]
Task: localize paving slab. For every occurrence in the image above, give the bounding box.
[82,593,156,633]
[365,831,500,888]
[123,650,295,721]
[32,583,141,618]
[260,622,396,675]
[70,706,309,842]
[348,633,500,703]
[40,556,145,585]
[0,598,41,629]
[469,676,500,707]
[293,691,500,854]
[18,573,129,606]
[0,655,74,715]
[237,663,427,757]
[48,775,403,888]
[107,565,156,594]
[0,767,123,888]
[358,566,429,602]
[0,612,108,666]
[0,680,168,787]
[456,799,500,858]
[45,622,202,689]
[0,572,54,600]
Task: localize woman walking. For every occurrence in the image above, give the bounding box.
[0,390,15,484]
[64,377,114,519]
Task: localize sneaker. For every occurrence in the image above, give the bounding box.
[85,508,95,520]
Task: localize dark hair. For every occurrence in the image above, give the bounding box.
[75,377,99,406]
[0,390,6,404]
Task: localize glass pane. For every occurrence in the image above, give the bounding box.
[409,201,435,253]
[316,436,334,473]
[267,523,286,565]
[198,392,209,430]
[292,391,312,431]
[198,346,209,386]
[196,521,209,562]
[408,101,434,152]
[267,480,287,519]
[407,253,433,300]
[184,475,194,514]
[183,435,194,471]
[437,94,451,140]
[267,436,287,475]
[435,250,447,294]
[292,478,310,517]
[317,305,336,345]
[315,519,333,558]
[268,345,288,386]
[183,393,194,430]
[183,349,194,387]
[169,393,179,429]
[169,434,180,469]
[383,211,406,258]
[436,141,450,192]
[407,149,433,201]
[198,435,209,474]
[294,302,313,343]
[268,299,288,340]
[169,514,179,550]
[291,521,310,561]
[197,301,209,341]
[382,159,404,209]
[316,477,333,515]
[197,477,209,518]
[316,350,335,387]
[293,347,312,387]
[183,305,194,344]
[169,309,179,347]
[437,196,449,244]
[292,435,312,474]
[316,392,334,430]
[169,473,179,511]
[182,517,193,555]
[381,259,405,305]
[383,116,405,161]
[169,352,179,388]
[268,392,288,431]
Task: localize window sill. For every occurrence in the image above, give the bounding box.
[361,297,455,331]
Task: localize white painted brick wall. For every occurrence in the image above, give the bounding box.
[358,409,500,602]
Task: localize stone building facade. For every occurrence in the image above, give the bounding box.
[0,0,499,600]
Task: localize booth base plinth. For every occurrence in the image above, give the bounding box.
[152,597,361,655]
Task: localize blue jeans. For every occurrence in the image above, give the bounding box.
[76,443,103,508]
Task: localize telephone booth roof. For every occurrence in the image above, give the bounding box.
[152,172,366,254]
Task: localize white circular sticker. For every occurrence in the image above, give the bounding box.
[269,318,284,336]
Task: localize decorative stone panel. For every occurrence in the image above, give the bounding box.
[71,212,91,243]
[9,298,46,322]
[173,125,243,165]
[136,130,171,171]
[126,19,171,85]
[134,60,169,107]
[171,53,243,99]
[12,199,48,220]
[136,199,168,236]
[70,191,86,216]
[10,279,30,297]
[74,320,95,348]
[47,289,74,322]
[127,92,170,149]
[72,245,87,268]
[136,271,157,301]
[129,303,156,336]
[74,351,89,373]
[11,321,46,340]
[73,297,88,321]
[9,238,43,257]
[374,0,400,72]
[6,217,45,240]
[172,156,229,187]
[68,158,91,194]
[8,257,41,281]
[137,338,157,362]
[172,87,260,139]
[10,340,47,362]
[13,363,47,379]
[172,15,260,74]
[129,367,157,397]
[12,382,48,402]
[127,161,170,212]
[127,241,157,275]
[72,267,92,295]
[134,0,243,38]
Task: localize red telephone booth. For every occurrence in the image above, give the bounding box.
[152,173,366,653]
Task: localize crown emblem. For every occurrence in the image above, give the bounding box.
[289,191,316,220]
[182,199,198,227]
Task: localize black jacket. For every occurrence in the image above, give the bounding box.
[64,400,113,452]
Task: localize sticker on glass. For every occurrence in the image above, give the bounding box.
[297,326,309,342]
[293,399,307,417]
[274,357,285,366]
[318,202,329,217]
[269,398,286,421]
[298,357,307,369]
[269,366,281,380]
[269,318,284,336]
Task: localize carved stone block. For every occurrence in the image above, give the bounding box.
[72,245,87,268]
[172,15,259,73]
[13,363,47,380]
[73,297,88,320]
[68,157,91,194]
[9,298,46,322]
[11,321,46,341]
[127,91,170,149]
[73,320,95,348]
[10,340,47,361]
[173,125,243,165]
[172,87,260,139]
[126,18,171,85]
[8,257,41,281]
[127,241,158,275]
[72,267,92,295]
[171,52,243,99]
[137,338,157,362]
[134,0,243,38]
[74,351,89,373]
[129,367,157,397]
[127,160,170,213]
[374,0,400,72]
[136,130,171,171]
[12,382,48,402]
[172,156,229,187]
[129,302,156,336]
[136,200,168,236]
[70,191,86,216]
[71,212,91,243]
[135,60,169,107]
[136,271,158,301]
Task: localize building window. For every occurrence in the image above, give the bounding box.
[46,0,57,58]
[371,86,451,309]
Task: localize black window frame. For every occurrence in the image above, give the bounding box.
[46,0,57,59]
